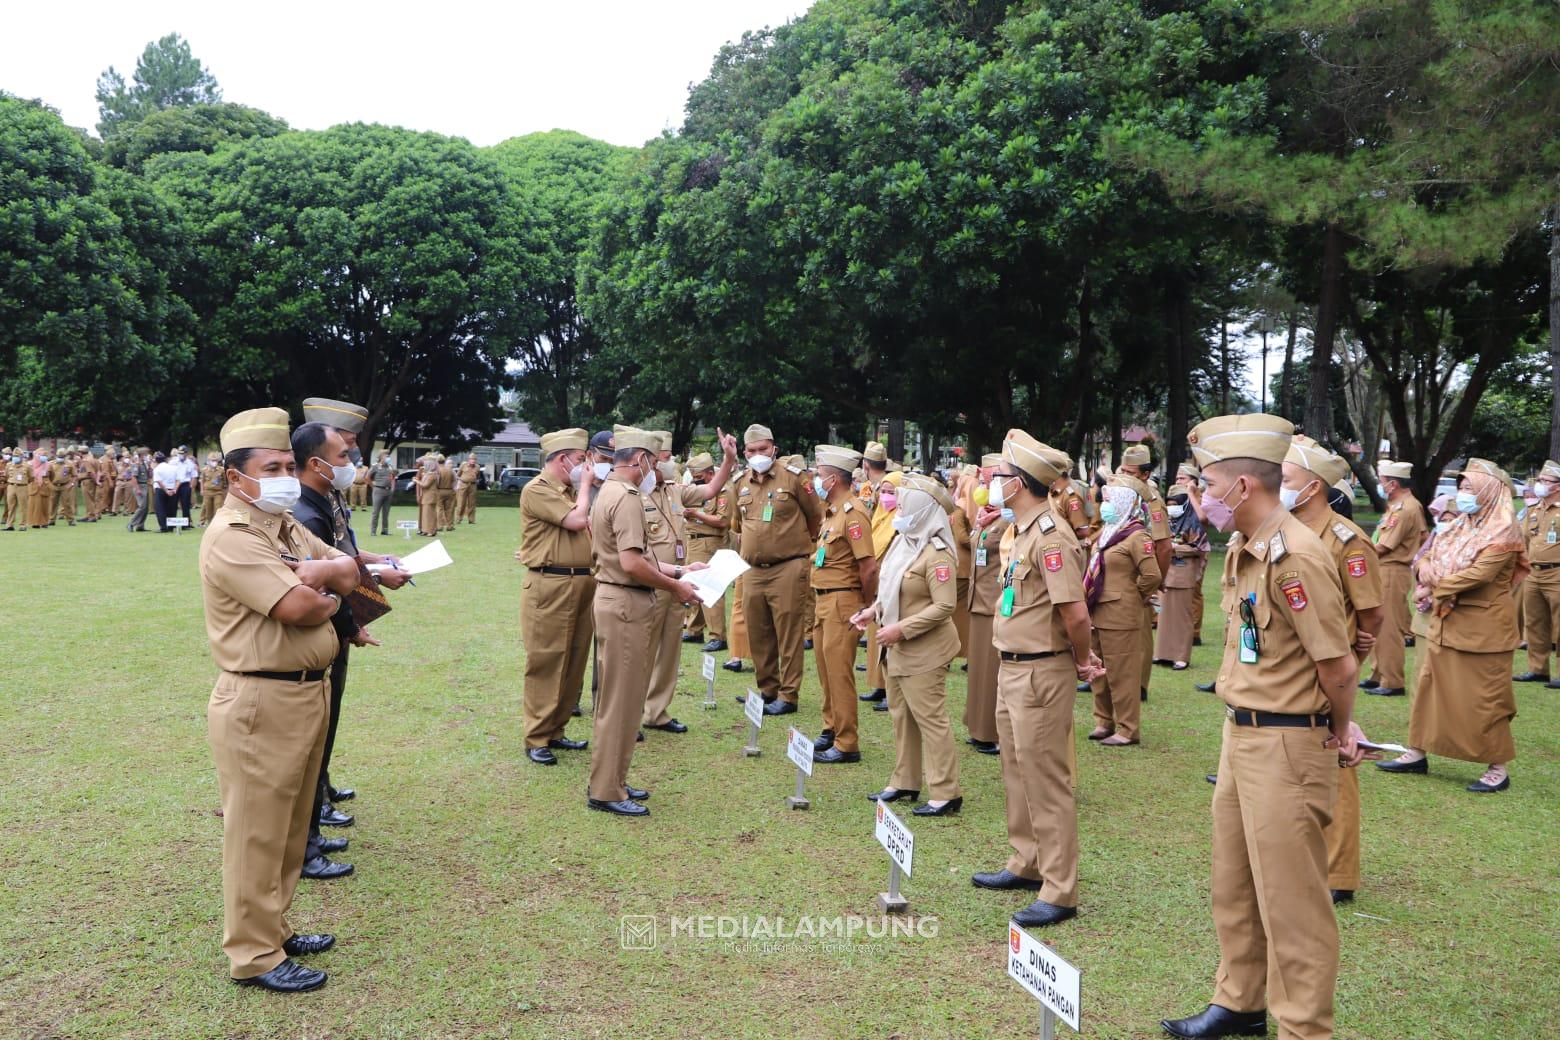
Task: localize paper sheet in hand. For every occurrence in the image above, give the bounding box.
[1358,738,1411,755]
[367,539,453,576]
[685,548,750,608]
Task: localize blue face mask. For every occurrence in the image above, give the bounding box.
[999,507,1016,523]
[1455,490,1480,515]
[812,475,828,499]
[1099,502,1119,525]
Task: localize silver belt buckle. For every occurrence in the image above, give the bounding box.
[1224,705,1236,720]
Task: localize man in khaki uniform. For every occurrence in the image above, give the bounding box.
[200,452,226,526]
[972,430,1102,928]
[201,406,362,992]
[809,445,877,762]
[1514,459,1560,688]
[112,456,134,516]
[52,451,77,526]
[1162,414,1366,1040]
[1284,436,1384,905]
[97,450,115,518]
[729,424,824,714]
[519,429,596,765]
[2,448,30,531]
[1361,460,1427,696]
[1174,462,1207,637]
[587,426,701,816]
[680,452,732,650]
[368,452,395,536]
[1119,443,1172,701]
[350,460,369,508]
[963,452,1008,753]
[435,455,456,531]
[455,454,481,524]
[415,459,439,536]
[642,430,737,733]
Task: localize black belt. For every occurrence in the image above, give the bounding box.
[999,650,1061,662]
[753,555,806,569]
[1226,707,1331,729]
[814,586,858,595]
[598,581,653,592]
[238,669,327,682]
[1534,562,1560,571]
[535,566,592,576]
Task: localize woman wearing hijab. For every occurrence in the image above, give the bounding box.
[854,476,964,815]
[948,469,976,660]
[1378,461,1525,792]
[1084,476,1162,746]
[1154,487,1210,669]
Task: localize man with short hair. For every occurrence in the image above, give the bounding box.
[368,451,395,535]
[200,452,226,526]
[152,451,179,532]
[174,446,199,524]
[1516,459,1560,688]
[680,452,732,650]
[2,448,30,531]
[436,455,456,531]
[809,445,877,762]
[455,454,481,524]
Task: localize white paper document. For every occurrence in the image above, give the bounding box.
[685,548,750,608]
[1358,738,1411,755]
[367,539,453,576]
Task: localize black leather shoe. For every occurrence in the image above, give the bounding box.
[702,639,728,653]
[681,632,702,643]
[1331,889,1354,905]
[1012,899,1076,928]
[1193,636,1203,646]
[856,663,867,672]
[1466,774,1510,793]
[549,737,588,750]
[912,796,962,817]
[1195,681,1217,693]
[815,746,860,763]
[301,855,354,880]
[587,797,649,816]
[1375,757,1428,774]
[647,719,688,733]
[1161,1004,1267,1038]
[722,659,744,673]
[327,785,355,802]
[737,693,774,705]
[1548,678,1560,690]
[571,706,583,716]
[859,688,886,702]
[1513,672,1550,683]
[1358,677,1380,690]
[1367,686,1405,696]
[317,836,348,854]
[283,933,335,956]
[1403,635,1415,647]
[867,788,919,802]
[234,959,327,993]
[972,869,1043,891]
[813,730,835,752]
[527,747,557,765]
[972,740,999,755]
[318,805,354,828]
[804,638,813,650]
[1140,687,1149,702]
[873,700,889,711]
[625,785,651,801]
[1077,682,1091,693]
[1205,774,1218,785]
[636,730,645,742]
[763,699,797,716]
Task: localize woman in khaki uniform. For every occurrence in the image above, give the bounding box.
[963,454,1007,754]
[1154,489,1209,668]
[1084,479,1162,746]
[1379,460,1524,792]
[855,476,963,815]
[415,460,439,536]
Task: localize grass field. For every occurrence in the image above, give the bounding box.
[2,493,1556,1039]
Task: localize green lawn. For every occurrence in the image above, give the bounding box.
[2,496,1555,1039]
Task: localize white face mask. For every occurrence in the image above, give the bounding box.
[748,453,774,474]
[314,458,356,492]
[593,461,612,481]
[988,474,1011,508]
[569,463,585,485]
[1279,480,1318,513]
[1167,504,1185,519]
[638,469,657,496]
[237,474,301,514]
[1434,519,1454,535]
[657,461,679,482]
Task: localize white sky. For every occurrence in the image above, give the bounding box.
[3,1,813,147]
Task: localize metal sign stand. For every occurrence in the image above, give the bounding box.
[742,689,762,757]
[1039,1009,1057,1040]
[701,653,717,710]
[787,766,810,811]
[878,860,908,914]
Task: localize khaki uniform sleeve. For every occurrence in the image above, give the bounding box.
[1134,533,1163,598]
[1038,530,1086,605]
[729,483,744,536]
[1435,547,1516,601]
[205,526,303,618]
[610,491,648,554]
[1145,496,1171,540]
[898,549,958,640]
[1274,551,1352,662]
[1339,537,1383,611]
[523,480,574,527]
[842,505,874,561]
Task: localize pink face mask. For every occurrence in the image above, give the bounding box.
[1201,479,1245,533]
[880,490,898,511]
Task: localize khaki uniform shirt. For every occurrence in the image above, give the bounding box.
[1523,498,1560,566]
[949,507,973,579]
[885,537,962,676]
[993,499,1086,654]
[201,464,225,494]
[518,471,593,569]
[590,477,653,586]
[645,483,704,565]
[1049,482,1093,538]
[436,463,455,490]
[684,485,730,539]
[1141,483,1171,540]
[1373,494,1428,565]
[6,461,28,485]
[457,461,480,489]
[729,462,823,565]
[370,462,394,489]
[1090,526,1162,630]
[1216,510,1351,715]
[968,515,1010,615]
[1300,509,1383,650]
[1428,548,1521,652]
[51,460,74,488]
[811,498,873,591]
[198,505,345,673]
[353,464,370,489]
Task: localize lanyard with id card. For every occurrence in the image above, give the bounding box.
[976,529,988,568]
[1000,556,1018,617]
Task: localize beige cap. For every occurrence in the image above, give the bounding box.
[302,397,368,433]
[539,428,588,455]
[979,452,1004,469]
[649,430,673,452]
[1176,461,1200,480]
[613,425,661,452]
[815,444,863,472]
[781,454,806,470]
[1186,414,1293,468]
[686,452,715,472]
[1109,473,1152,501]
[863,441,888,463]
[1285,434,1350,487]
[887,459,903,473]
[1377,459,1412,480]
[900,473,957,515]
[1540,460,1560,481]
[743,423,774,446]
[1002,429,1066,484]
[1121,443,1152,468]
[220,407,292,454]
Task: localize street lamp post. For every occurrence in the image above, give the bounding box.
[1255,314,1277,412]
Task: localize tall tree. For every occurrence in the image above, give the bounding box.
[95,34,221,139]
[104,102,286,172]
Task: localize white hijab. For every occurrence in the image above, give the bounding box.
[875,486,954,626]
[1096,484,1142,547]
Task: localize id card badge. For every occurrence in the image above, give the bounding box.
[999,585,1015,617]
[1549,528,1557,545]
[814,545,826,568]
[975,547,988,567]
[762,503,774,523]
[1238,625,1258,664]
[675,541,686,561]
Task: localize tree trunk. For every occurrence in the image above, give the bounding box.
[1306,224,1345,439]
[1278,308,1298,419]
[1109,393,1123,472]
[1164,279,1191,477]
[1550,213,1560,459]
[887,418,905,466]
[1219,315,1230,414]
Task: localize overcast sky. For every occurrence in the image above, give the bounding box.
[3,1,813,147]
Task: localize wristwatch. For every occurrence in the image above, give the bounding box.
[324,591,342,615]
[674,566,685,580]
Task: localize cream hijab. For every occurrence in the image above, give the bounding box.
[874,482,954,626]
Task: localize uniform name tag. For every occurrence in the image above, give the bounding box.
[976,548,987,567]
[675,542,685,561]
[815,546,826,568]
[1549,529,1557,545]
[1238,625,1258,664]
[762,503,774,523]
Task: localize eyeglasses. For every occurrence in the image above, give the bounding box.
[1238,594,1260,656]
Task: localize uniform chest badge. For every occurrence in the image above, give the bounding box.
[1042,544,1063,572]
[934,564,951,583]
[1280,577,1308,610]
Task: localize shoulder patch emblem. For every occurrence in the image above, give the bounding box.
[1346,551,1367,578]
[847,521,863,541]
[1331,521,1356,543]
[1142,536,1154,556]
[1038,513,1056,534]
[1150,510,1164,523]
[1280,576,1308,610]
[1068,499,1081,512]
[934,563,951,583]
[1043,544,1064,572]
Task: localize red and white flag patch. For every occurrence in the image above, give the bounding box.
[1281,578,1309,610]
[934,564,951,583]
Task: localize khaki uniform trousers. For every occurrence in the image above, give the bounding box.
[588,584,656,802]
[683,535,727,639]
[200,492,221,526]
[963,611,999,744]
[1192,581,1205,636]
[1091,624,1145,742]
[953,580,971,657]
[455,485,475,523]
[642,591,683,727]
[728,574,751,659]
[521,572,595,748]
[1155,586,1197,664]
[438,489,455,530]
[418,495,439,535]
[1324,767,1360,892]
[741,556,810,703]
[812,588,863,752]
[55,484,76,523]
[1521,566,1560,674]
[4,482,28,529]
[1369,561,1412,688]
[887,662,960,800]
[207,672,328,979]
[112,481,131,515]
[97,478,112,515]
[1138,602,1154,694]
[1212,720,1339,1040]
[995,654,1079,908]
